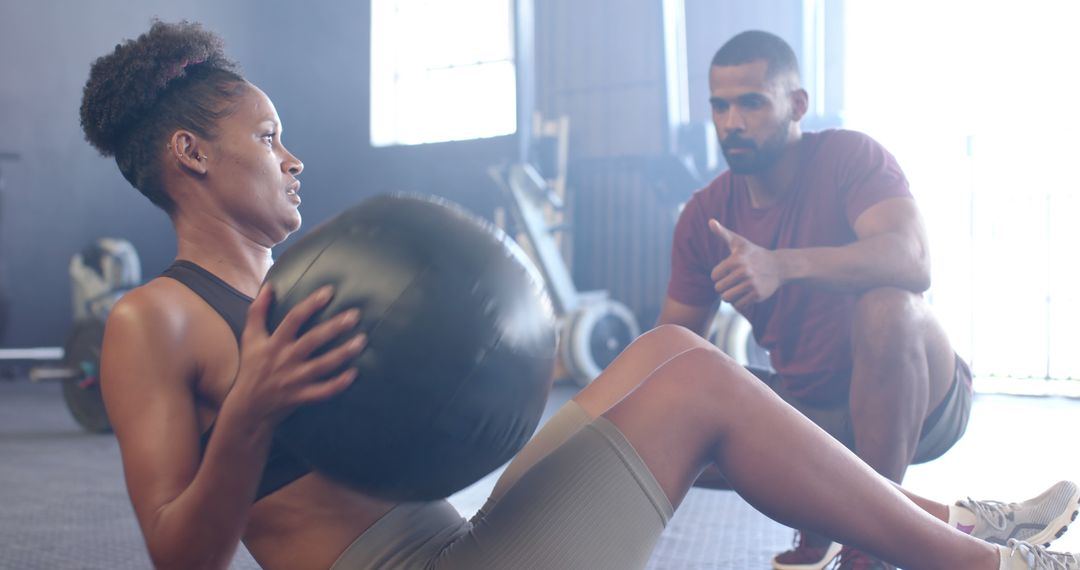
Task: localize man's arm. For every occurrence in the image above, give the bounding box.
[779,196,931,292]
[656,296,719,337]
[711,196,931,310]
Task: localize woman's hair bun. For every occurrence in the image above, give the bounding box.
[80,20,237,156]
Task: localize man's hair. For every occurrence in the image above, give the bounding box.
[710,30,801,85]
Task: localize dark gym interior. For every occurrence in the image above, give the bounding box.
[2,1,1078,568]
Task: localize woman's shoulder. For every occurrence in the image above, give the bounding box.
[106,276,222,350]
[111,277,197,323]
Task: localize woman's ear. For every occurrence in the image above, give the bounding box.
[168,130,209,175]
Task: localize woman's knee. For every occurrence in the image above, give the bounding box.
[644,323,713,349]
[623,324,714,363]
[639,346,758,409]
[574,325,716,416]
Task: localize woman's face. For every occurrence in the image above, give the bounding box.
[204,83,304,246]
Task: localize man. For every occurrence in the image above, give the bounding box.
[659,30,991,570]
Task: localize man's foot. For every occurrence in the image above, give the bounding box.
[957,481,1080,546]
[772,530,842,570]
[828,546,894,570]
[999,539,1080,569]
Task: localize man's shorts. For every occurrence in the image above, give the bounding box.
[749,354,973,464]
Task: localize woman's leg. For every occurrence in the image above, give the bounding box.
[602,343,999,570]
[488,325,962,533]
[482,325,708,507]
[901,487,950,522]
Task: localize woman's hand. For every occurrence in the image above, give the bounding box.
[229,284,366,425]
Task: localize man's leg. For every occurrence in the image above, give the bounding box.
[827,287,960,567]
[849,287,957,483]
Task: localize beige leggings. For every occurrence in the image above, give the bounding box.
[330,402,673,570]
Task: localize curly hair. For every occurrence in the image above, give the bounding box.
[79,20,246,212]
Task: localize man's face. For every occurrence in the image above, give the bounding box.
[708,60,799,175]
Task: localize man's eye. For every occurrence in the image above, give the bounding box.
[711,101,729,113]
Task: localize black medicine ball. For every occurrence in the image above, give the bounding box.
[264,193,557,501]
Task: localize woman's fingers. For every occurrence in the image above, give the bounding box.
[242,284,275,342]
[296,334,367,382]
[274,286,335,341]
[294,367,358,405]
[244,287,371,410]
[289,308,362,360]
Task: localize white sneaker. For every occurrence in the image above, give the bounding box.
[959,481,1080,547]
[1001,539,1080,569]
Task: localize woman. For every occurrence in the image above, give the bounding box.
[82,20,1077,570]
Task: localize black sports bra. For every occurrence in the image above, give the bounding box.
[162,260,310,501]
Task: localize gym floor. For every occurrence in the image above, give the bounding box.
[1,377,1077,569]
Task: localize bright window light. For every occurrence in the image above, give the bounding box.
[371,0,517,146]
[844,1,1080,383]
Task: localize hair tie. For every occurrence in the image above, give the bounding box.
[165,56,208,84]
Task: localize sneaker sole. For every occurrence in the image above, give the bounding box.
[1025,483,1080,547]
[771,541,842,570]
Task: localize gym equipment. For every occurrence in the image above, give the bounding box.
[489,162,640,386]
[59,238,140,432]
[60,318,109,432]
[11,238,142,433]
[708,303,772,371]
[69,238,141,321]
[265,193,558,502]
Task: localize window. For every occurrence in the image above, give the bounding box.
[843,1,1080,386]
[370,0,517,146]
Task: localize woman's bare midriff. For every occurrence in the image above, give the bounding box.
[244,473,398,570]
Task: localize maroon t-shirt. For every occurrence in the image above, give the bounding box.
[667,129,912,404]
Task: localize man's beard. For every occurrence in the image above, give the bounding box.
[720,121,790,175]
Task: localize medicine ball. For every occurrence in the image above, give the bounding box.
[265,193,558,501]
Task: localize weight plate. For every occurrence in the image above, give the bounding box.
[564,300,640,387]
[61,318,111,433]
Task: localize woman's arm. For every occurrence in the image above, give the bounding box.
[102,283,363,570]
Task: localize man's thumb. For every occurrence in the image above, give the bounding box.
[709,219,738,247]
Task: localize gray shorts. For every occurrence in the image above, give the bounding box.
[330,406,673,570]
[749,354,973,464]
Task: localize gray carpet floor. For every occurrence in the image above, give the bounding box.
[1,378,1077,569]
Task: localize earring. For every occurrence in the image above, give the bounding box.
[196,153,207,161]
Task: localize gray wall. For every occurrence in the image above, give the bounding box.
[0,1,259,346]
[535,0,669,158]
